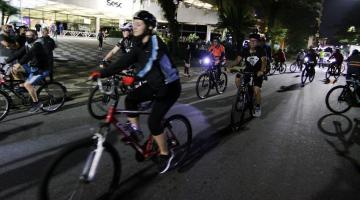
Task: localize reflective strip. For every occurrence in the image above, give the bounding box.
[137,35,159,78]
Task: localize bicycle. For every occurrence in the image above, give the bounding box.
[301,58,316,85]
[196,56,227,99]
[325,74,360,114]
[231,71,255,130]
[87,70,136,120]
[269,61,286,75]
[0,63,67,121]
[289,60,304,73]
[39,78,192,200]
[325,62,341,80]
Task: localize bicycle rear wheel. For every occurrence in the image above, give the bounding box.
[269,63,276,75]
[38,82,66,112]
[325,67,331,79]
[88,83,118,120]
[309,68,315,82]
[163,114,192,168]
[325,85,353,114]
[0,90,10,121]
[215,72,228,94]
[39,138,121,200]
[196,73,211,99]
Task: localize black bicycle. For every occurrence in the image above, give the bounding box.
[289,60,304,73]
[39,78,192,200]
[231,71,255,130]
[269,61,286,75]
[301,58,316,85]
[0,63,67,121]
[196,56,227,99]
[325,74,360,114]
[325,62,341,80]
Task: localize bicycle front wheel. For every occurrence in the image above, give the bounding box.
[38,82,66,112]
[196,73,211,99]
[164,114,192,168]
[269,63,276,75]
[289,62,297,73]
[309,68,315,82]
[230,92,246,130]
[301,69,308,84]
[39,138,121,200]
[88,83,118,120]
[0,90,10,121]
[325,85,353,114]
[215,72,228,94]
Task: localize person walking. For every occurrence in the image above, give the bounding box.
[41,28,56,81]
[97,29,105,50]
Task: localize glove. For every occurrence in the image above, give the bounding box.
[89,71,101,81]
[122,76,135,86]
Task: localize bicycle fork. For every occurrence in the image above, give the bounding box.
[80,133,106,183]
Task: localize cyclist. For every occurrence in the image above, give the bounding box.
[208,37,226,79]
[232,33,267,117]
[328,48,344,74]
[101,22,134,68]
[89,10,181,174]
[304,48,318,78]
[274,48,286,69]
[0,25,18,68]
[296,49,306,70]
[5,30,49,113]
[346,49,360,80]
[259,36,272,77]
[318,49,325,68]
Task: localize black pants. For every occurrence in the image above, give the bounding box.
[125,80,181,135]
[98,38,103,48]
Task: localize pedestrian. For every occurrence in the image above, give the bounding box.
[50,23,57,39]
[35,23,42,36]
[319,49,325,68]
[41,27,56,82]
[184,43,191,77]
[58,23,63,36]
[97,29,104,50]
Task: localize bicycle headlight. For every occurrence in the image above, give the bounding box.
[203,57,211,65]
[304,57,309,62]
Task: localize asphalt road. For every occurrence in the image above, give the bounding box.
[0,38,359,200]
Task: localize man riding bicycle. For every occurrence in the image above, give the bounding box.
[89,10,181,174]
[328,48,344,74]
[296,49,306,70]
[208,37,226,79]
[4,30,49,113]
[100,22,134,68]
[232,33,267,117]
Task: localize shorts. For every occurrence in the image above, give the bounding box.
[236,72,263,88]
[22,64,49,85]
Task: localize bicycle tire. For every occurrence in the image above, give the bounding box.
[309,68,315,82]
[38,82,66,112]
[88,84,118,120]
[196,73,211,99]
[215,72,228,94]
[163,114,192,168]
[325,85,353,114]
[0,90,10,121]
[269,64,276,75]
[301,69,308,84]
[281,63,287,73]
[325,67,331,79]
[230,92,246,130]
[39,138,121,200]
[289,62,297,73]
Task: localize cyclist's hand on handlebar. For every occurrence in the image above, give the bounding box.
[88,71,101,81]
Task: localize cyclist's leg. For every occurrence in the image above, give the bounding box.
[125,84,155,129]
[253,75,263,105]
[216,64,221,80]
[149,80,181,156]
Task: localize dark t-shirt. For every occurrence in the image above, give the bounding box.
[239,47,266,72]
[16,34,26,48]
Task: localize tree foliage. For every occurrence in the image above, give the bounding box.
[334,1,360,45]
[0,0,18,25]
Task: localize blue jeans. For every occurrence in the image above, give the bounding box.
[22,64,49,85]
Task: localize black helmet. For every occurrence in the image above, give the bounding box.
[133,10,157,29]
[249,33,260,40]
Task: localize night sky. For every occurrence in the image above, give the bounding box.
[320,0,356,41]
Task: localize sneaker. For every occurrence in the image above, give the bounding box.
[253,105,261,117]
[158,150,175,174]
[28,102,43,113]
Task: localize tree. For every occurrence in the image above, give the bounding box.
[0,0,18,25]
[216,0,256,49]
[157,0,180,55]
[334,1,360,45]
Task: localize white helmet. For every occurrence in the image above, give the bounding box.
[120,22,133,31]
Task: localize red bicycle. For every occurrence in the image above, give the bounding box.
[39,78,192,200]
